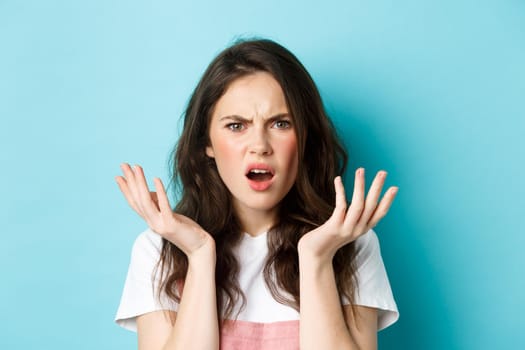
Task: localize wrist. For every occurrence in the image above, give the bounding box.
[298,241,335,266]
[298,249,334,270]
[187,238,216,269]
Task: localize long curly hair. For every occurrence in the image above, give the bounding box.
[156,38,358,322]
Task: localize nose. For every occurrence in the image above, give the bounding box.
[249,127,273,156]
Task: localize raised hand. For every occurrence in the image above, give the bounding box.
[115,163,215,259]
[298,168,398,262]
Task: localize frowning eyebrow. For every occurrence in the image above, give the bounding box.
[218,113,290,123]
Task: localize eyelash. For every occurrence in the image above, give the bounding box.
[273,120,292,129]
[225,120,292,132]
[226,122,244,131]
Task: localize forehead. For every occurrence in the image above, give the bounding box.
[211,71,289,119]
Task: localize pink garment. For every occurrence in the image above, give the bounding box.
[220,320,299,350]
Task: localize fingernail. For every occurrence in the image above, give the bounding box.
[391,187,398,195]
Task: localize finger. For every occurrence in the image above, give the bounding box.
[343,168,365,229]
[132,165,160,219]
[368,186,398,228]
[115,175,142,214]
[153,177,173,216]
[120,163,140,204]
[354,170,388,233]
[332,176,347,221]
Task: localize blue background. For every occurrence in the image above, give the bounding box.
[1,0,524,349]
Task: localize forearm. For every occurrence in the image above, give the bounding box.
[163,245,219,350]
[299,253,359,350]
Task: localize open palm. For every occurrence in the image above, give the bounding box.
[115,163,214,258]
[298,168,398,260]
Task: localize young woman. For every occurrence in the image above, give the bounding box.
[115,38,399,350]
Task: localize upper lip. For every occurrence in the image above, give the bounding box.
[245,163,275,176]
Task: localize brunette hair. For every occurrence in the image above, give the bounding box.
[156,38,358,322]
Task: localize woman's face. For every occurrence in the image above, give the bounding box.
[206,71,299,220]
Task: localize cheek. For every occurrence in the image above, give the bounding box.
[213,137,240,159]
[210,136,244,178]
[281,136,299,171]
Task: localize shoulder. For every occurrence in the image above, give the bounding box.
[131,228,164,261]
[355,228,379,248]
[126,228,165,275]
[354,229,381,267]
[115,229,178,332]
[351,229,400,330]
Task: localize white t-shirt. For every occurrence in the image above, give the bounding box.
[115,228,399,335]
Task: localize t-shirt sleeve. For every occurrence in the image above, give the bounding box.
[343,229,399,331]
[114,229,179,332]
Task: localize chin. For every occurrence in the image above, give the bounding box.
[235,195,283,213]
[247,200,281,212]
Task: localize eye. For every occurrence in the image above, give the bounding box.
[273,120,292,129]
[226,122,244,132]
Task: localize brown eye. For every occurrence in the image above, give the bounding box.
[227,122,244,131]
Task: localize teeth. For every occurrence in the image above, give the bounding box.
[250,169,269,174]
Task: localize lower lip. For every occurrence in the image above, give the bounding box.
[247,178,273,191]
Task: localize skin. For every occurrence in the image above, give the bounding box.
[205,72,299,236]
[298,170,398,350]
[115,72,399,350]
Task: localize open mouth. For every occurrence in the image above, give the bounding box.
[246,169,274,182]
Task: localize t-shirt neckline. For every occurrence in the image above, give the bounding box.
[242,231,268,241]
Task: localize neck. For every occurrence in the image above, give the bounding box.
[234,204,279,237]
